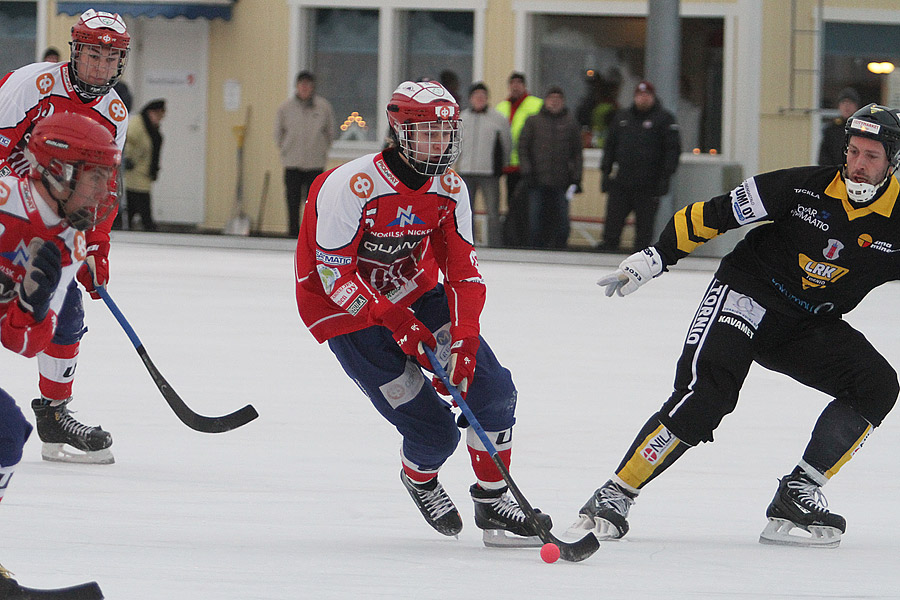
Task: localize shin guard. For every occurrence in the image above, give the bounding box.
[37,342,79,401]
[467,427,512,490]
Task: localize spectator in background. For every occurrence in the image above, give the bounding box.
[275,70,335,237]
[818,87,860,167]
[576,69,620,148]
[597,80,681,253]
[518,86,583,249]
[124,99,166,231]
[439,69,461,104]
[496,72,543,247]
[41,47,60,62]
[457,82,511,247]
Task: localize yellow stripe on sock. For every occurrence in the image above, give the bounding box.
[616,424,681,489]
[825,424,872,479]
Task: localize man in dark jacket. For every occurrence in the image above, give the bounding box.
[518,86,583,248]
[598,80,681,253]
[818,87,860,167]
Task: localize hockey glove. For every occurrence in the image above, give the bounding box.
[76,243,109,300]
[379,305,437,370]
[597,247,664,297]
[17,239,62,322]
[433,336,479,398]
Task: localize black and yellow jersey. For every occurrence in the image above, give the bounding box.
[655,165,900,317]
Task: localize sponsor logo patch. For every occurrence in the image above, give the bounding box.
[721,290,765,329]
[349,173,374,199]
[0,135,10,147]
[798,253,849,289]
[388,205,426,227]
[640,427,677,464]
[330,281,358,307]
[346,294,367,316]
[730,178,768,225]
[316,249,352,266]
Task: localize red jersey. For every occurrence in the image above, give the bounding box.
[0,61,128,252]
[295,151,486,343]
[0,174,86,357]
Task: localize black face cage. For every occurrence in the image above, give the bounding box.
[395,120,461,176]
[70,42,128,98]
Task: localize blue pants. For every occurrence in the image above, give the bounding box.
[0,387,32,467]
[328,284,517,471]
[54,280,87,345]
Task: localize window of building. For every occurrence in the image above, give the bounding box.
[300,6,476,149]
[0,1,36,76]
[821,22,900,112]
[530,14,724,152]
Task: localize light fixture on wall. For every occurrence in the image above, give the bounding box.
[867,61,895,74]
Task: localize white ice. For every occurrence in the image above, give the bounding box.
[4,233,900,599]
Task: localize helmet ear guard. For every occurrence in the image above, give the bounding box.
[842,103,900,202]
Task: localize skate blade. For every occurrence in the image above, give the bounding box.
[41,443,115,465]
[482,528,543,548]
[565,515,623,541]
[758,518,841,548]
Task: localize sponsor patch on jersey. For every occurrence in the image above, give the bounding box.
[439,170,462,194]
[388,205,426,227]
[380,359,426,409]
[686,281,726,344]
[35,73,54,94]
[791,205,829,231]
[730,177,767,225]
[721,290,765,329]
[0,135,10,147]
[798,253,849,289]
[349,172,374,199]
[346,294,367,316]
[330,281,358,307]
[375,159,399,187]
[857,233,900,253]
[316,264,340,294]
[108,99,127,122]
[640,426,677,464]
[315,249,352,266]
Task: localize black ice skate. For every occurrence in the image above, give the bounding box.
[759,467,846,548]
[568,479,637,541]
[401,470,463,537]
[470,483,552,548]
[32,398,114,465]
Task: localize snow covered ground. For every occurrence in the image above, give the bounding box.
[4,234,900,599]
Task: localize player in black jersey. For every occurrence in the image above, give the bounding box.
[569,103,900,548]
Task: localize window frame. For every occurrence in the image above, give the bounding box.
[287,0,486,159]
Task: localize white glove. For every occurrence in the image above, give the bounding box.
[597,247,664,297]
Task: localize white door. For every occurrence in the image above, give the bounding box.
[129,18,208,225]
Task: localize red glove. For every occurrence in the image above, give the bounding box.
[433,337,479,398]
[378,305,436,369]
[76,243,109,300]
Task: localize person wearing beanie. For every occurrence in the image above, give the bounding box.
[818,87,861,167]
[597,79,681,253]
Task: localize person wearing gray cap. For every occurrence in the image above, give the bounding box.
[818,87,860,167]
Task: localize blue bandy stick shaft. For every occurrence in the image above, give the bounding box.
[95,285,143,349]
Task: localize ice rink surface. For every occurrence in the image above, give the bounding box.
[4,235,900,599]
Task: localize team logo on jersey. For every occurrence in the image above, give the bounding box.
[0,181,9,205]
[3,240,31,267]
[640,426,677,464]
[349,173,374,199]
[439,170,462,195]
[35,73,54,94]
[108,99,127,122]
[823,239,844,259]
[798,253,848,289]
[388,205,425,227]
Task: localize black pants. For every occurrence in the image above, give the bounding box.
[602,186,659,251]
[285,168,323,238]
[502,172,528,248]
[125,190,156,231]
[660,277,898,446]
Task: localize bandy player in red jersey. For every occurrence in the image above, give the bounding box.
[0,112,119,510]
[295,81,552,548]
[0,9,129,464]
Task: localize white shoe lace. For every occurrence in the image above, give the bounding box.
[485,493,526,523]
[786,478,829,513]
[415,481,456,520]
[56,407,97,439]
[595,483,635,517]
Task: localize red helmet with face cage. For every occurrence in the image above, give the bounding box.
[27,112,121,230]
[386,81,461,176]
[70,9,130,98]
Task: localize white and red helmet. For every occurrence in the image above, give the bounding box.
[386,81,461,176]
[69,9,130,98]
[27,112,121,230]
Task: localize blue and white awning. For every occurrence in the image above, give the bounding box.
[57,1,236,21]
